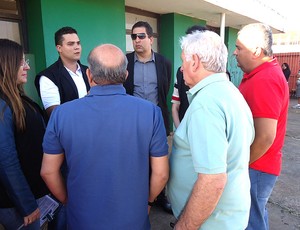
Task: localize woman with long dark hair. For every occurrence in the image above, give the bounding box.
[281,62,291,82]
[0,39,49,229]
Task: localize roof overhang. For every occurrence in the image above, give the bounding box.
[125,0,286,34]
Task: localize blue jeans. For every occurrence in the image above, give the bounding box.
[246,168,278,230]
[0,207,40,230]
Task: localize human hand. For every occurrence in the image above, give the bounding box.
[23,208,40,226]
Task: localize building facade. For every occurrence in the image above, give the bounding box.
[0,0,287,129]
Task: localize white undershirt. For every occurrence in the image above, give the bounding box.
[39,64,87,109]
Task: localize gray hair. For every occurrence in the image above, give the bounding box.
[87,49,128,85]
[180,30,228,73]
[238,23,273,57]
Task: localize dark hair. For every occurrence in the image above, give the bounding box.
[0,39,26,130]
[282,62,290,70]
[186,25,208,34]
[131,21,153,37]
[55,26,78,45]
[282,62,291,81]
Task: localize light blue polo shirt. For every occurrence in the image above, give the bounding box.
[167,73,254,229]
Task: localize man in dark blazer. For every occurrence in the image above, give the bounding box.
[124,21,172,213]
[124,21,171,135]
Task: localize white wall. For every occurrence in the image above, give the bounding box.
[0,21,21,43]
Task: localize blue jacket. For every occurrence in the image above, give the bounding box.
[0,96,48,216]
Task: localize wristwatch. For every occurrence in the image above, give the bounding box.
[148,200,155,207]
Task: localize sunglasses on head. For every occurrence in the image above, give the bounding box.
[131,33,147,40]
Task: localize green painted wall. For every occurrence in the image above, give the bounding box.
[23,54,41,105]
[25,0,45,80]
[40,0,125,68]
[160,13,206,82]
[225,27,243,87]
[27,0,125,70]
[160,13,206,131]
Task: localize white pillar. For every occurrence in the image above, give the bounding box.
[220,13,226,42]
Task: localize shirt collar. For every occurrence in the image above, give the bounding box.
[87,84,126,97]
[134,51,155,63]
[242,57,278,80]
[64,63,82,75]
[187,73,228,103]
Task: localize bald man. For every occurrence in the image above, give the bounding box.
[40,44,169,229]
[234,23,289,230]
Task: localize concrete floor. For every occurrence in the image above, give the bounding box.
[150,98,300,230]
[267,98,300,229]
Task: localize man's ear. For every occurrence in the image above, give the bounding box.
[86,68,94,86]
[254,47,262,57]
[125,70,129,80]
[149,36,154,46]
[56,45,61,53]
[191,54,200,72]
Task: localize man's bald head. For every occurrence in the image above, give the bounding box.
[87,44,128,85]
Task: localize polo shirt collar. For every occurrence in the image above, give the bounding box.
[187,73,227,103]
[243,57,278,80]
[88,84,126,96]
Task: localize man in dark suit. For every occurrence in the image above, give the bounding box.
[124,21,171,136]
[35,26,90,118]
[124,21,172,213]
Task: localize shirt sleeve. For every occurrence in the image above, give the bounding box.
[0,101,37,216]
[171,77,180,104]
[39,76,61,109]
[149,106,169,157]
[42,108,64,154]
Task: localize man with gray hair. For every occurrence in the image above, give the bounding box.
[234,23,289,230]
[167,30,254,229]
[40,44,169,229]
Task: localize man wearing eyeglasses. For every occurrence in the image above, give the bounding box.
[124,21,172,213]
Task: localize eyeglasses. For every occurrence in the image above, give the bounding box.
[21,59,30,68]
[131,33,147,40]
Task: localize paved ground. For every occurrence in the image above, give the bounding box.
[150,98,300,230]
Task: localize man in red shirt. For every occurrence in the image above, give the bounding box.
[234,23,289,230]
